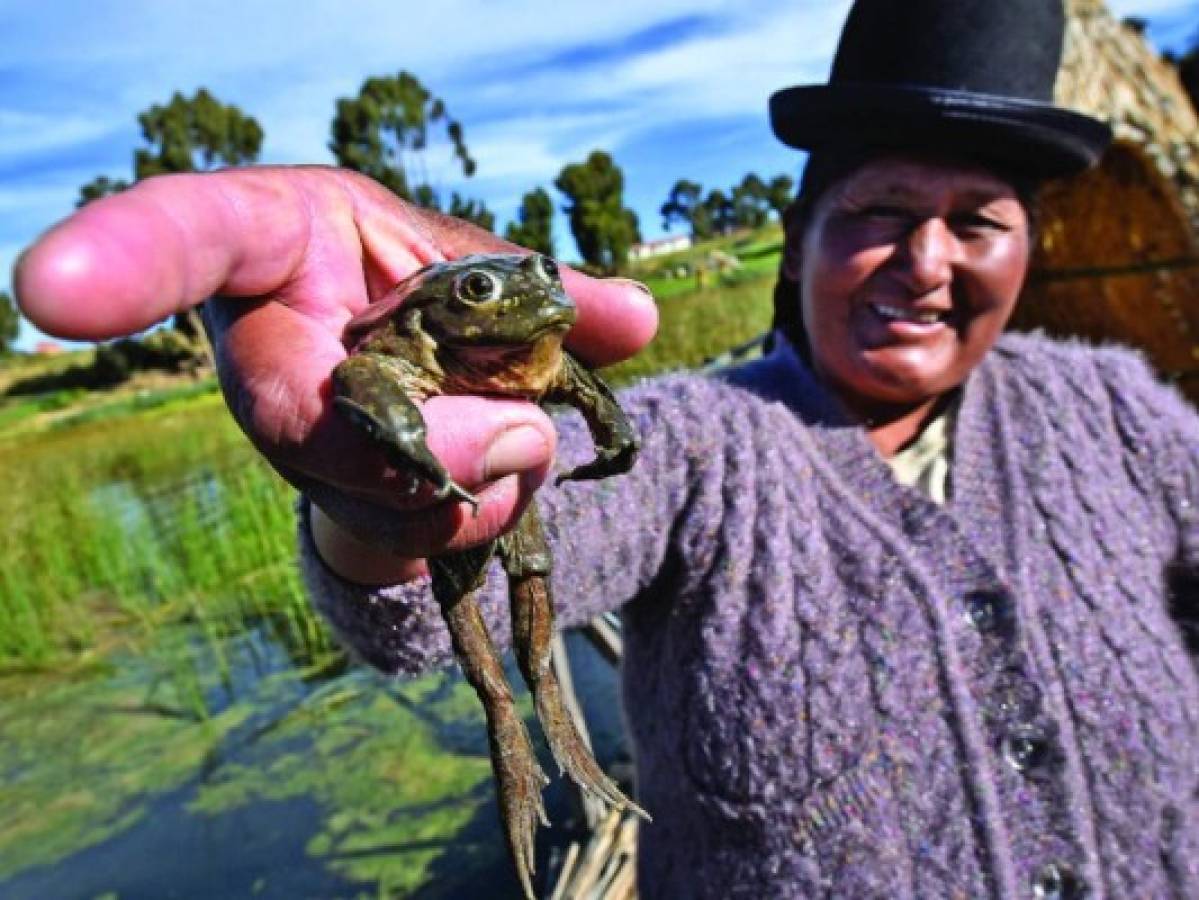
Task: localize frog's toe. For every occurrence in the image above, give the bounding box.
[555,443,638,485]
[533,677,651,821]
[432,479,481,515]
[491,710,549,900]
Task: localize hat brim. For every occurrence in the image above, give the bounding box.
[770,83,1112,178]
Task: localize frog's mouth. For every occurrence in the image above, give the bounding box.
[442,331,568,396]
[440,322,570,349]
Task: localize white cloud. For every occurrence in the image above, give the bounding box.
[0,110,118,161]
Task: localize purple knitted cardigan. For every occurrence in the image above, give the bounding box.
[300,333,1199,899]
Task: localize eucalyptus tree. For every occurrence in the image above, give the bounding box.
[78,88,263,207]
[329,71,492,230]
[661,179,713,239]
[766,174,796,218]
[0,291,19,355]
[504,187,555,256]
[555,151,640,272]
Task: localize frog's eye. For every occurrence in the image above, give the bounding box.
[533,255,559,282]
[455,269,501,303]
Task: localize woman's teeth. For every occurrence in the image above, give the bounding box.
[871,303,944,325]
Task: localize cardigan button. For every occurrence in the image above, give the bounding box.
[1001,726,1053,775]
[1032,861,1086,899]
[964,590,1013,636]
[991,670,1043,723]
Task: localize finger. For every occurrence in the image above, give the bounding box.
[15,165,658,365]
[560,271,658,367]
[14,169,324,339]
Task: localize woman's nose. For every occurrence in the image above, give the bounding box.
[897,217,957,293]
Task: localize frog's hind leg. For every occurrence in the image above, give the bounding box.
[500,505,650,821]
[429,545,549,900]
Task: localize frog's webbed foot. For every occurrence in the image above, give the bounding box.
[555,442,639,485]
[510,573,650,820]
[332,353,480,512]
[545,353,639,485]
[501,506,651,822]
[490,697,551,899]
[429,545,548,900]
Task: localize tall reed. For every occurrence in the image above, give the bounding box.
[0,394,330,674]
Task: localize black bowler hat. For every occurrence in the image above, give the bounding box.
[770,0,1112,177]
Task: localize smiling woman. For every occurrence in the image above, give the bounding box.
[789,156,1033,454]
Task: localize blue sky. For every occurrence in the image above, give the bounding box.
[2,0,1196,350]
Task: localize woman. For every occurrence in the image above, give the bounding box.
[16,1,1199,896]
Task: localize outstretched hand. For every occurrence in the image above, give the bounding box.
[14,166,658,575]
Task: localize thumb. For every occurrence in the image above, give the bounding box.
[303,395,557,559]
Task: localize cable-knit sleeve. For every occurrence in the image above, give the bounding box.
[1100,349,1199,585]
[298,374,729,676]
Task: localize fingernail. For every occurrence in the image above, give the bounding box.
[484,426,549,478]
[610,277,654,299]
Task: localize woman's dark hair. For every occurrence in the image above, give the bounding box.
[768,149,1042,359]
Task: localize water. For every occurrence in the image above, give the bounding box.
[0,439,630,899]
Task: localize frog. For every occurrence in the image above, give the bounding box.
[331,253,647,899]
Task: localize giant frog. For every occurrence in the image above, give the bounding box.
[332,253,646,898]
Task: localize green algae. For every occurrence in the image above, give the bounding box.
[0,654,253,878]
[189,672,504,896]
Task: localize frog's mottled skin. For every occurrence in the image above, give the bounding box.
[332,253,644,899]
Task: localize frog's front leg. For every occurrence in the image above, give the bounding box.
[499,503,649,820]
[428,544,549,900]
[331,352,478,510]
[544,353,639,484]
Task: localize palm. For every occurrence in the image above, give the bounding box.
[14,165,657,553]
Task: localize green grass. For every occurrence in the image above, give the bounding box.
[0,393,330,675]
[0,389,87,430]
[630,222,784,302]
[607,273,775,384]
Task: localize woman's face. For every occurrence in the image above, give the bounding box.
[797,155,1031,413]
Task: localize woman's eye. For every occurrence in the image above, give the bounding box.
[949,213,1010,236]
[455,270,501,303]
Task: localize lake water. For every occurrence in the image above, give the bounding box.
[0,412,631,900]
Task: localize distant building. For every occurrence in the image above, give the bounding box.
[628,234,692,261]
[34,340,63,354]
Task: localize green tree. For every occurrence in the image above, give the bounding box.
[133,88,263,179]
[554,151,641,273]
[731,173,771,229]
[703,188,736,235]
[329,71,489,228]
[448,192,495,232]
[766,174,795,218]
[504,187,555,255]
[660,179,713,239]
[76,175,131,209]
[0,291,19,354]
[77,89,261,209]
